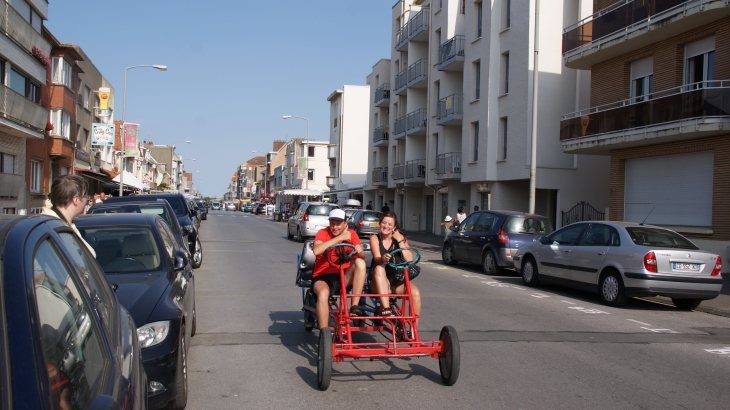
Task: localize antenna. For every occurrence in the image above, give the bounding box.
[640,207,655,225]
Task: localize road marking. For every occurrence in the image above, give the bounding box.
[561,300,576,305]
[420,262,434,265]
[462,274,480,278]
[482,281,510,287]
[436,266,448,270]
[531,293,550,299]
[569,306,609,314]
[640,327,678,334]
[705,347,730,355]
[511,286,526,290]
[627,319,652,326]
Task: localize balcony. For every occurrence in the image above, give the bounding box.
[406,108,427,135]
[406,7,429,42]
[50,137,74,158]
[395,23,409,51]
[435,152,462,179]
[436,93,464,125]
[393,115,407,139]
[373,125,389,147]
[0,173,22,198]
[327,145,337,159]
[404,159,426,184]
[394,68,408,96]
[0,2,51,57]
[392,162,405,180]
[559,81,730,154]
[326,176,336,187]
[372,167,388,186]
[0,84,47,135]
[562,0,730,69]
[438,35,465,71]
[374,83,390,107]
[407,58,428,89]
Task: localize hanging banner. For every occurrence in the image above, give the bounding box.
[92,123,114,146]
[123,123,139,157]
[156,173,164,185]
[297,157,307,179]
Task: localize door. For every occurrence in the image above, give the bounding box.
[536,223,587,279]
[426,195,434,233]
[468,212,496,263]
[441,194,449,235]
[453,212,480,261]
[570,224,616,285]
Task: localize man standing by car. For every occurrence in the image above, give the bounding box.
[312,209,367,329]
[366,201,373,210]
[42,175,96,257]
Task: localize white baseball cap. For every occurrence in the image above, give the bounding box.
[328,208,346,221]
[444,215,453,222]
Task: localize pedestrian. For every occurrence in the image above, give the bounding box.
[94,193,102,203]
[366,201,373,210]
[42,175,96,256]
[453,206,466,228]
[439,215,453,237]
[381,202,390,213]
[474,205,479,212]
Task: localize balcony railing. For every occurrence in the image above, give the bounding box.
[372,167,388,184]
[393,115,407,138]
[438,35,465,66]
[395,23,409,50]
[392,162,405,180]
[437,93,464,123]
[0,173,22,198]
[407,7,429,40]
[560,81,730,141]
[563,0,702,54]
[407,58,428,87]
[374,83,390,105]
[0,1,51,56]
[394,68,408,94]
[404,159,426,180]
[436,152,462,176]
[406,108,427,133]
[0,83,47,133]
[373,125,389,144]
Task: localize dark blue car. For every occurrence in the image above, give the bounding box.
[442,210,554,275]
[0,214,147,409]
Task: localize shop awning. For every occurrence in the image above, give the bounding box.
[75,168,118,186]
[276,189,322,196]
[112,171,145,191]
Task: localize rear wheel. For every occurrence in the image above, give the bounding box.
[169,324,188,410]
[521,256,540,287]
[191,238,203,269]
[296,228,304,243]
[672,298,702,310]
[599,270,627,307]
[482,250,502,275]
[442,243,458,265]
[438,326,460,386]
[287,225,293,240]
[317,328,333,391]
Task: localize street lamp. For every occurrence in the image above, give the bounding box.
[119,64,167,197]
[282,115,309,190]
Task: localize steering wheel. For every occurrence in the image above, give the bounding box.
[324,243,357,267]
[385,248,421,269]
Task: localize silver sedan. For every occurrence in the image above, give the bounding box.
[513,221,723,309]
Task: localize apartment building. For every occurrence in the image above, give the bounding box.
[560,0,730,262]
[365,0,609,234]
[0,0,49,214]
[324,85,370,204]
[365,59,393,211]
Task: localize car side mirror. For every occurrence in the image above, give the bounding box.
[87,395,121,410]
[190,209,198,217]
[449,226,457,232]
[174,249,189,270]
[539,236,550,244]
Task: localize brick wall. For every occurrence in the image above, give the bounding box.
[609,136,730,240]
[591,16,730,107]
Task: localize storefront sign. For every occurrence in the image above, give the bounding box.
[437,186,449,194]
[476,183,490,193]
[123,123,139,157]
[92,123,114,146]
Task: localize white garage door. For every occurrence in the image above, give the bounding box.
[624,151,713,227]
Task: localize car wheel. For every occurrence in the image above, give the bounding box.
[191,238,203,269]
[190,305,197,337]
[482,250,502,275]
[599,270,627,307]
[521,256,540,286]
[287,224,294,240]
[671,298,702,310]
[296,228,304,243]
[170,324,188,410]
[438,325,460,386]
[442,243,458,265]
[317,328,333,391]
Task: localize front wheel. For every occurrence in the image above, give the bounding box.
[170,324,188,410]
[442,243,458,265]
[599,271,627,307]
[296,228,304,243]
[438,326,460,386]
[521,256,540,287]
[191,238,203,269]
[317,328,333,391]
[287,224,294,240]
[672,298,702,310]
[482,250,502,275]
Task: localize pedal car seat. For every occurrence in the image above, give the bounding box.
[296,239,316,286]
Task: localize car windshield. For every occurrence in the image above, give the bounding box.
[308,205,337,216]
[213,202,220,207]
[503,216,554,234]
[81,227,163,273]
[90,204,174,229]
[625,227,699,249]
[363,212,382,221]
[161,196,187,216]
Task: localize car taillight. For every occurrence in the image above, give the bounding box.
[498,229,509,245]
[711,256,722,276]
[644,251,658,273]
[303,214,309,222]
[358,220,364,226]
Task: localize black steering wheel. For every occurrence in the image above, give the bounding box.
[324,243,357,267]
[385,248,421,269]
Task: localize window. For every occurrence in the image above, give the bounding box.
[502,52,510,94]
[2,208,15,214]
[308,146,315,157]
[630,57,653,103]
[474,213,495,232]
[30,160,42,193]
[50,110,71,138]
[458,213,480,232]
[0,153,15,174]
[30,207,43,214]
[157,220,176,258]
[307,169,314,181]
[477,1,483,38]
[60,166,70,176]
[475,61,481,100]
[28,81,40,103]
[8,68,27,96]
[549,223,587,245]
[333,117,338,129]
[77,128,89,150]
[83,86,90,109]
[51,57,72,88]
[577,224,620,247]
[500,117,508,160]
[503,0,511,29]
[0,59,5,85]
[684,36,715,88]
[473,122,479,162]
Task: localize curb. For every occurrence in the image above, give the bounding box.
[696,305,730,319]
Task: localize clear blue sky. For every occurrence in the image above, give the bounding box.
[47,1,393,197]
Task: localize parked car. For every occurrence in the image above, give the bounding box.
[243,202,253,213]
[442,210,554,275]
[226,202,236,211]
[186,197,201,229]
[0,214,147,409]
[287,202,340,242]
[255,203,267,215]
[266,204,275,215]
[77,213,196,409]
[105,193,203,268]
[513,221,724,308]
[211,202,221,210]
[194,198,208,220]
[347,210,383,237]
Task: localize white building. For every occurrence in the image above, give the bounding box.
[324,85,370,204]
[364,0,609,233]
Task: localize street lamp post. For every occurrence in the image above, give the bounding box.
[282,115,309,190]
[169,141,190,192]
[119,64,167,197]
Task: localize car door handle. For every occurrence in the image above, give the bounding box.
[479,237,486,239]
[564,250,571,253]
[597,252,605,255]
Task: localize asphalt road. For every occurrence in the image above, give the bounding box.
[186,209,730,409]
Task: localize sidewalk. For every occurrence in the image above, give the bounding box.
[404,230,730,319]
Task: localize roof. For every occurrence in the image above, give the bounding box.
[76,213,159,226]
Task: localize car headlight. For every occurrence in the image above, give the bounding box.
[137,321,170,348]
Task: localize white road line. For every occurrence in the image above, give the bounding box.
[561,300,576,305]
[705,347,730,355]
[531,294,550,299]
[626,319,652,326]
[569,306,609,314]
[640,327,678,334]
[511,286,526,290]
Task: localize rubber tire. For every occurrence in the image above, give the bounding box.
[169,325,188,410]
[672,298,702,310]
[521,256,540,287]
[304,290,315,332]
[442,243,458,265]
[296,228,304,243]
[438,325,460,386]
[190,305,197,337]
[599,270,628,307]
[317,328,333,391]
[191,238,203,269]
[482,250,502,275]
[287,225,293,240]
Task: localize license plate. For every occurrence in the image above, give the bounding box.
[370,222,379,227]
[672,262,700,271]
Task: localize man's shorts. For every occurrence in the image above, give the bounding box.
[312,274,343,295]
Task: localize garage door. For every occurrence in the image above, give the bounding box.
[624,151,713,227]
